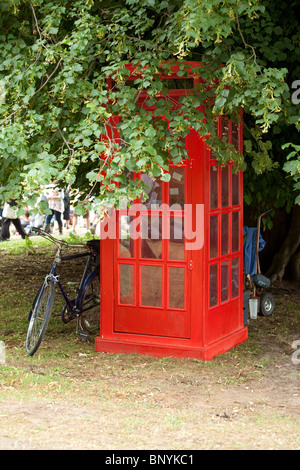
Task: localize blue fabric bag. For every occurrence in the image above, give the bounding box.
[243,226,266,276]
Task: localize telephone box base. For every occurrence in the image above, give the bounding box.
[95,327,248,361]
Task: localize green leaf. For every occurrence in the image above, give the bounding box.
[145,146,157,156]
[161,172,171,182]
[49,27,59,35]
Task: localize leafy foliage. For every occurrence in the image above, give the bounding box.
[282,143,300,205]
[0,0,299,213]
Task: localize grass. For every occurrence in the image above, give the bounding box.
[0,234,299,447]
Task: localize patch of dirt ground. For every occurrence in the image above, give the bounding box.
[0,335,299,450]
[0,244,299,450]
[0,360,299,450]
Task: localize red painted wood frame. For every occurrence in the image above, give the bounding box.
[204,114,246,349]
[95,63,247,360]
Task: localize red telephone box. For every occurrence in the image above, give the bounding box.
[95,62,247,360]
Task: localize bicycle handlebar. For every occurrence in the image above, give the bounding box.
[31,227,88,249]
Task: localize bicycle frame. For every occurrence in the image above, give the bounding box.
[26,227,100,355]
[47,249,96,317]
[32,227,99,318]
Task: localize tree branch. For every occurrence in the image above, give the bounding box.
[236,14,260,69]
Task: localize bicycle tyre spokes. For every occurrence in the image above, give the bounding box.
[26,281,55,356]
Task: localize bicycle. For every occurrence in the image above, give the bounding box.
[25,227,100,356]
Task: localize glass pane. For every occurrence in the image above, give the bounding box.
[163,78,194,90]
[169,167,185,208]
[141,265,162,307]
[221,165,229,207]
[221,261,229,303]
[141,216,162,259]
[221,116,229,142]
[231,122,239,151]
[210,119,219,159]
[232,212,239,253]
[209,264,218,308]
[169,267,185,309]
[214,118,219,137]
[210,166,218,209]
[119,215,134,258]
[141,173,163,208]
[232,258,239,298]
[169,217,185,260]
[210,215,218,259]
[119,264,135,305]
[232,170,239,206]
[121,169,136,206]
[221,213,229,255]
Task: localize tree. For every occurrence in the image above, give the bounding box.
[0,0,299,278]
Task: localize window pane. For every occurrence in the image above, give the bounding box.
[169,167,185,208]
[169,267,185,309]
[119,215,134,258]
[169,218,185,260]
[232,170,239,206]
[119,168,136,206]
[141,216,162,259]
[214,118,219,137]
[209,264,218,308]
[141,173,163,208]
[221,116,229,142]
[210,215,218,259]
[210,119,219,160]
[119,264,135,305]
[163,78,194,90]
[210,166,218,209]
[231,122,239,151]
[232,212,239,253]
[221,261,229,303]
[141,266,162,307]
[221,213,229,255]
[232,258,239,298]
[221,165,229,207]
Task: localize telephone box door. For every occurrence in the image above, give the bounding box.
[113,163,192,338]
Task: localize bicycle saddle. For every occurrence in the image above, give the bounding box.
[86,239,100,253]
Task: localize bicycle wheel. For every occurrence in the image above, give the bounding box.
[79,271,100,334]
[28,283,43,321]
[26,280,55,356]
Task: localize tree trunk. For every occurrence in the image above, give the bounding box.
[266,205,300,281]
[288,251,300,281]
